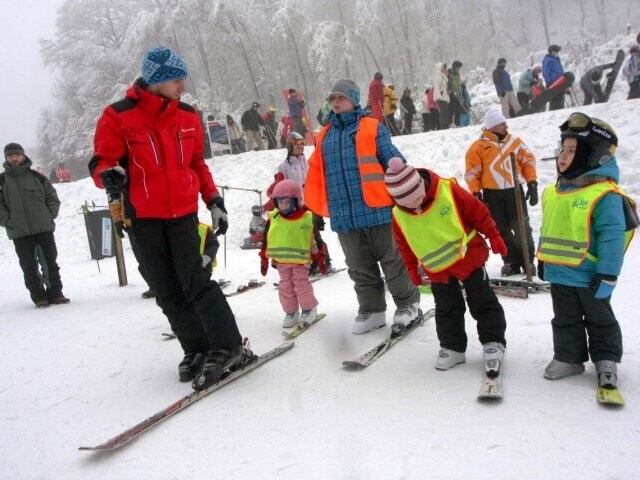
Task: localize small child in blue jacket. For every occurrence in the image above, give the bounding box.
[537,112,637,390]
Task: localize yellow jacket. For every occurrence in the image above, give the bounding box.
[383,86,398,116]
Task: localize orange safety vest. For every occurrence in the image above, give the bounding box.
[305,117,394,217]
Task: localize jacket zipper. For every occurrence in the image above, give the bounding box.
[126,139,149,199]
[177,132,184,165]
[147,133,160,166]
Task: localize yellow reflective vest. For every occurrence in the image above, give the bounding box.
[265,210,314,264]
[537,181,635,266]
[392,178,476,273]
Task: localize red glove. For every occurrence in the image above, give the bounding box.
[408,264,423,286]
[259,250,269,276]
[315,244,328,275]
[486,229,507,256]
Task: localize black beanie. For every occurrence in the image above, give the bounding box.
[4,143,25,157]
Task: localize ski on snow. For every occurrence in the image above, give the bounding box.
[79,342,294,452]
[342,308,435,369]
[597,386,625,406]
[225,280,265,297]
[282,313,327,339]
[478,359,503,400]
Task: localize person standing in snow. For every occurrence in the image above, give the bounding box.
[304,79,421,335]
[260,180,327,328]
[241,102,265,151]
[89,46,254,391]
[537,112,637,389]
[385,158,508,371]
[368,72,385,123]
[464,108,538,277]
[262,106,278,150]
[517,65,542,111]
[0,143,70,307]
[400,87,417,134]
[458,80,472,127]
[621,44,640,100]
[383,84,401,136]
[277,131,332,275]
[434,63,450,130]
[287,88,307,138]
[492,58,521,118]
[542,44,565,110]
[448,60,463,126]
[421,86,440,132]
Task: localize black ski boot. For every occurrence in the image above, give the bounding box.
[192,343,257,391]
[500,264,521,277]
[178,352,205,382]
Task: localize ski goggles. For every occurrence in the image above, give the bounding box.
[559,112,618,145]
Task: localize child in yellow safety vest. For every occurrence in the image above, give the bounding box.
[259,179,328,328]
[384,157,509,373]
[536,112,638,391]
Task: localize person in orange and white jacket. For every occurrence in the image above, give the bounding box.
[464,107,538,277]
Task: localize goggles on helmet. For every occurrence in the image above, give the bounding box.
[559,112,618,145]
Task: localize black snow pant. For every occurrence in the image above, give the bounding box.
[133,214,242,354]
[430,266,506,352]
[483,187,535,271]
[550,283,622,364]
[628,80,640,100]
[436,101,449,130]
[13,231,63,303]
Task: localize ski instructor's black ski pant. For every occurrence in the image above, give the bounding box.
[483,187,535,271]
[133,214,242,354]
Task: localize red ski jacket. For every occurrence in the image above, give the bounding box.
[393,169,498,283]
[90,80,219,219]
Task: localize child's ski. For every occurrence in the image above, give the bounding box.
[225,280,265,297]
[282,313,327,339]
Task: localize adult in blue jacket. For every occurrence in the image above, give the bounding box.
[542,45,565,110]
[492,58,521,117]
[305,79,420,335]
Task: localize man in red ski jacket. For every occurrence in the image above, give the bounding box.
[368,72,385,122]
[89,46,253,391]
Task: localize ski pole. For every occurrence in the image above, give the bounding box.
[509,152,533,282]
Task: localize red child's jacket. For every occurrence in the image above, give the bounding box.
[392,169,498,283]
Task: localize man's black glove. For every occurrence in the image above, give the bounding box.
[525,181,538,206]
[207,196,228,236]
[537,260,544,281]
[100,166,126,195]
[473,191,483,201]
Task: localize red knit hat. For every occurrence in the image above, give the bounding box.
[384,157,424,206]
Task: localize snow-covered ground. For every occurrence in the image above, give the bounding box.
[1,91,640,479]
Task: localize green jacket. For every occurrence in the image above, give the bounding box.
[0,157,60,240]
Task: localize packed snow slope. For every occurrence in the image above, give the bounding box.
[1,98,639,479]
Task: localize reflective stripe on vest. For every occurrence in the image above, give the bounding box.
[265,210,314,264]
[305,117,393,217]
[537,181,634,266]
[392,178,476,273]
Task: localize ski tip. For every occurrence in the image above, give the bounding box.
[341,361,366,370]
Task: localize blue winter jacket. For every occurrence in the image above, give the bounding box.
[493,68,514,96]
[542,54,564,85]
[322,108,405,233]
[542,159,626,287]
[288,97,305,117]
